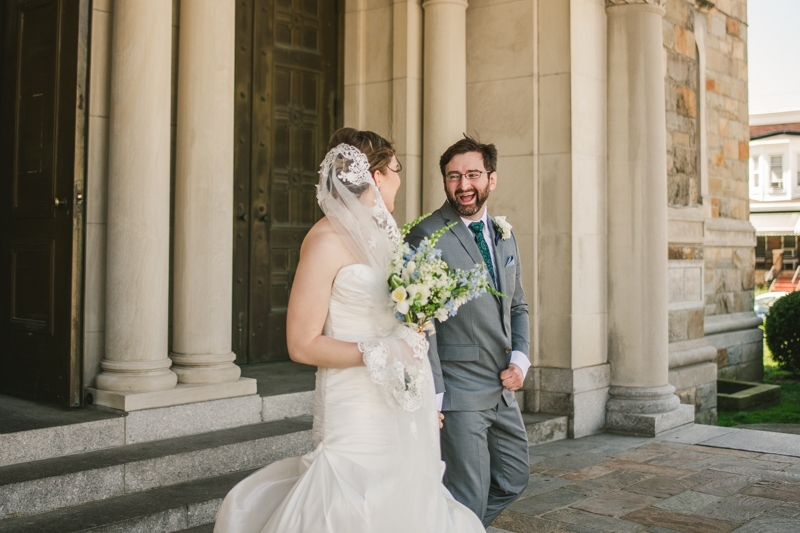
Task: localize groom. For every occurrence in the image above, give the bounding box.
[406,135,530,526]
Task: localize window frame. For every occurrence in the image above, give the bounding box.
[750,156,760,188]
[770,154,784,190]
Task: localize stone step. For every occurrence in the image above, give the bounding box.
[0,468,255,533]
[182,523,215,533]
[523,413,568,445]
[0,417,312,521]
[0,390,316,468]
[0,394,125,468]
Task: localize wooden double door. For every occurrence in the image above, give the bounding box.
[0,0,89,405]
[233,0,341,364]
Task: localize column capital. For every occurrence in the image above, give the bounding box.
[421,0,468,10]
[605,0,665,13]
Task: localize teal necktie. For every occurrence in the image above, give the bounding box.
[468,221,496,287]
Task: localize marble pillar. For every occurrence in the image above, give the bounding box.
[421,0,467,212]
[95,0,177,393]
[605,0,694,435]
[170,0,240,384]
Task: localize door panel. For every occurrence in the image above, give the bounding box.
[13,0,57,216]
[233,0,338,364]
[0,0,88,405]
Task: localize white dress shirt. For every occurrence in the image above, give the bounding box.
[434,206,530,411]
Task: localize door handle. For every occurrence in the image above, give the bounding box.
[54,197,68,208]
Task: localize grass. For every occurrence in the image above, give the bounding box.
[717,327,800,427]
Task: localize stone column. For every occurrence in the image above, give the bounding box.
[421,0,467,213]
[169,0,240,384]
[605,0,693,435]
[95,0,177,393]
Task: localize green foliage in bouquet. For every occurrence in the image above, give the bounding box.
[389,214,505,331]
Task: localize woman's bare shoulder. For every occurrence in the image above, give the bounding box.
[301,217,351,262]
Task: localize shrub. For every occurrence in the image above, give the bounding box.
[765,291,800,375]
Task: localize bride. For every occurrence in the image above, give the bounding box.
[214,128,485,532]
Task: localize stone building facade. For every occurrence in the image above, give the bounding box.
[1,0,758,439]
[661,0,759,425]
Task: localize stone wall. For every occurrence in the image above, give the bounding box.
[701,0,753,316]
[698,0,761,384]
[663,0,755,425]
[664,0,701,209]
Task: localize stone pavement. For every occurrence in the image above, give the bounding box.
[488,424,800,533]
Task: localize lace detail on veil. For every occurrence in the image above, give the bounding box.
[370,203,401,248]
[317,143,429,412]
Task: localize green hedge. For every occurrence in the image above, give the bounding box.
[765,291,800,375]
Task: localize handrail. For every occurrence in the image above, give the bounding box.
[765,264,778,284]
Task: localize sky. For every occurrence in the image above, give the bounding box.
[747,0,800,114]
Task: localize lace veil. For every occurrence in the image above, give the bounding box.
[316,144,429,411]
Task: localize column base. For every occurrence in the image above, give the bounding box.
[95,358,178,393]
[85,377,257,412]
[170,352,240,384]
[606,404,695,437]
[606,384,695,436]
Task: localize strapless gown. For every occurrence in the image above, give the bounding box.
[214,264,485,532]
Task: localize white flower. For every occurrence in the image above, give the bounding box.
[407,284,430,306]
[391,287,410,314]
[396,300,410,315]
[434,308,449,322]
[494,216,512,240]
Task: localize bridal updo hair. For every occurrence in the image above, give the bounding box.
[326,128,396,195]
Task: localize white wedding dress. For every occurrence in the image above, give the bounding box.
[214,264,485,533]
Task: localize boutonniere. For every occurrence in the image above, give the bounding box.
[493,216,513,244]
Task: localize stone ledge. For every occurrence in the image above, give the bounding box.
[704,311,762,336]
[669,338,718,368]
[0,417,124,468]
[523,413,568,445]
[717,379,781,411]
[538,364,611,394]
[123,394,263,444]
[85,377,257,412]
[669,361,718,391]
[0,418,312,520]
[261,391,314,422]
[606,404,695,437]
[704,218,756,247]
[0,468,255,532]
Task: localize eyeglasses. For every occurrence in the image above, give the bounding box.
[445,170,490,183]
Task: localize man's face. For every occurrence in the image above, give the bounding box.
[443,151,497,220]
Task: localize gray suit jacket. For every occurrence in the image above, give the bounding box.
[406,201,530,412]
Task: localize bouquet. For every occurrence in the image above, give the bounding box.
[389,214,506,332]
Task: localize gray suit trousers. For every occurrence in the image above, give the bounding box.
[440,398,529,527]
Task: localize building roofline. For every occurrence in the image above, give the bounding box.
[750,130,800,141]
[750,109,800,126]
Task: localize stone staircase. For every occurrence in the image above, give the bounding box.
[769,271,800,292]
[0,366,567,532]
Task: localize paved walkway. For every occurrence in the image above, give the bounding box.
[489,424,800,533]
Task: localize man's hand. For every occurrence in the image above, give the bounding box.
[438,411,444,429]
[500,363,524,392]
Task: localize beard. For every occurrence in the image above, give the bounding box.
[445,181,491,217]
